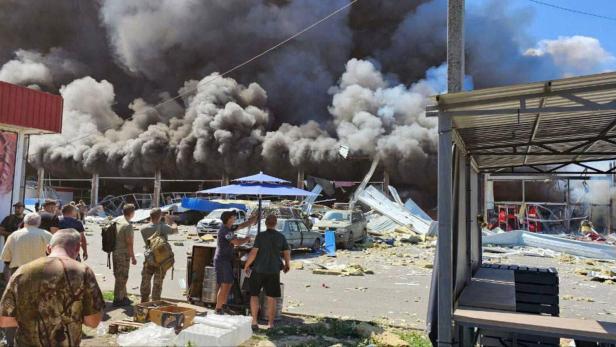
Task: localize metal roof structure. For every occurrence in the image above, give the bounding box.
[427,72,616,173]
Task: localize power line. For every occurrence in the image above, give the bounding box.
[56,0,361,148]
[527,0,616,22]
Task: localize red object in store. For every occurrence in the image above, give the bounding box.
[498,210,506,223]
[0,81,63,133]
[526,206,542,232]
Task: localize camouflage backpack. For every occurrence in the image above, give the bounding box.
[145,226,175,275]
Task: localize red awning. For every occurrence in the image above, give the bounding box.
[0,81,63,134]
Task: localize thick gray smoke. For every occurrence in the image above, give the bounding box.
[99,0,353,124]
[1,0,613,207]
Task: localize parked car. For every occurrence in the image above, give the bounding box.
[311,209,367,249]
[238,218,322,252]
[196,208,246,236]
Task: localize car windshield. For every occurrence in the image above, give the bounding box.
[323,211,349,222]
[206,210,225,219]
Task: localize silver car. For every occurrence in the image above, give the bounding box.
[311,210,367,249]
[238,218,322,251]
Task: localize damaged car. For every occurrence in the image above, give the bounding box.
[311,210,367,249]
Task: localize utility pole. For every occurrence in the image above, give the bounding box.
[447,0,465,93]
[438,0,464,346]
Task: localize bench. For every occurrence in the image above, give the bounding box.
[467,265,561,346]
[454,307,616,345]
[458,267,517,312]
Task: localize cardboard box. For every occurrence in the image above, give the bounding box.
[133,300,176,323]
[150,305,196,330]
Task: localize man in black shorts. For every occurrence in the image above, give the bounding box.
[243,214,291,329]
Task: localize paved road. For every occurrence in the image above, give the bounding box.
[83,222,428,327]
[83,222,616,328]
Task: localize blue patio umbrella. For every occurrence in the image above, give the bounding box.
[197,173,318,233]
[232,171,290,184]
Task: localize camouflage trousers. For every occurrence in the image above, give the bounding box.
[112,251,130,301]
[140,262,168,303]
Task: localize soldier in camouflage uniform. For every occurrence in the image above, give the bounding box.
[113,204,137,307]
[0,229,105,347]
[139,208,177,302]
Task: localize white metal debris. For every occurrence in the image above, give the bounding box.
[483,230,616,260]
[350,157,380,208]
[387,186,404,206]
[366,213,399,236]
[358,185,434,235]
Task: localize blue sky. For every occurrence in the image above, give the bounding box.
[470,0,616,72]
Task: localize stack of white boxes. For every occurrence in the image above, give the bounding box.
[174,314,253,347]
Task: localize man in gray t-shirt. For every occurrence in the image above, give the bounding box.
[244,214,291,329]
[139,208,178,302]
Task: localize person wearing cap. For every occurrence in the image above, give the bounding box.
[0,202,25,238]
[139,208,178,302]
[38,199,60,234]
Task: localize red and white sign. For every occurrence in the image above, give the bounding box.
[0,130,17,217]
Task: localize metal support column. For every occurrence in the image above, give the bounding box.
[439,0,464,345]
[437,113,454,346]
[297,169,305,189]
[153,170,162,207]
[383,170,390,197]
[36,167,45,201]
[11,132,28,205]
[565,179,571,232]
[465,157,472,280]
[90,173,99,207]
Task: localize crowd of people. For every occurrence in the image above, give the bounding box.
[0,200,102,346]
[0,199,293,345]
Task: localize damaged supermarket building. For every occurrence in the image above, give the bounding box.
[4,0,613,217]
[3,0,616,345]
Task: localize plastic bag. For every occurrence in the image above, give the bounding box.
[96,322,107,336]
[117,323,176,347]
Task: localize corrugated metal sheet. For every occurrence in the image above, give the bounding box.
[0,81,63,133]
[427,71,616,170]
[358,185,434,235]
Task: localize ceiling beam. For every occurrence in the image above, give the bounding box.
[427,80,616,115]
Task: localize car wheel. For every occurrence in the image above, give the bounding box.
[311,238,321,252]
[344,232,354,249]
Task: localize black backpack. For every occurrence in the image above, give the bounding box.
[101,222,117,268]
